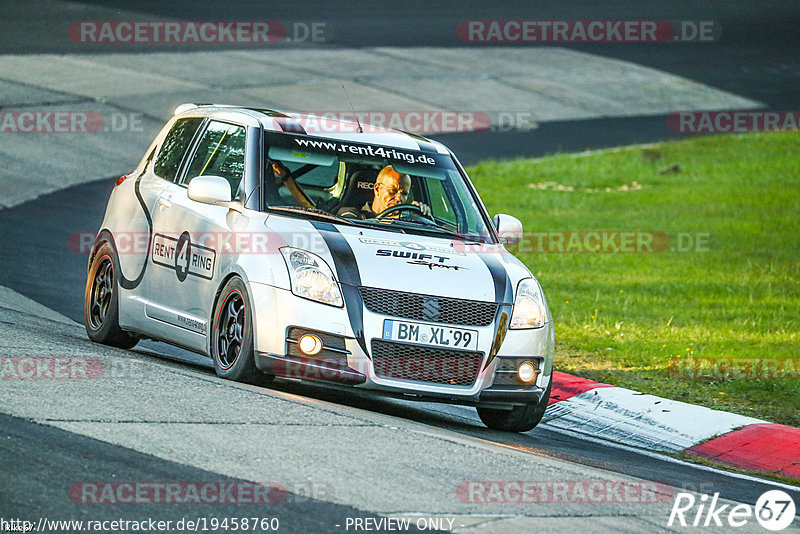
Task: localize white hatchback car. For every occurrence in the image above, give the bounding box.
[84,104,554,432]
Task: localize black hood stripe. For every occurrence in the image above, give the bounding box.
[308,221,368,355]
[479,252,515,367]
[308,221,361,286]
[480,252,514,305]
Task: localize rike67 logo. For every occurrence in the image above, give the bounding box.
[668,489,796,531]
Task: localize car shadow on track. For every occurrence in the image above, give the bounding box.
[130,341,561,454]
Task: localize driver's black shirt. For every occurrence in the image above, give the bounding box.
[337,202,376,220]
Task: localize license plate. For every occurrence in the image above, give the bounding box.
[382,319,478,351]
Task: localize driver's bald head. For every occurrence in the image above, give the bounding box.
[372,165,411,214]
[376,165,408,186]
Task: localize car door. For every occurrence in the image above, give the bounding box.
[123,116,203,330]
[146,119,249,351]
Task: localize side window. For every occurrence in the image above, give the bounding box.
[426,177,457,226]
[153,118,203,182]
[183,121,247,199]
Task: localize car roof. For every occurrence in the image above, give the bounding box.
[172,103,452,155]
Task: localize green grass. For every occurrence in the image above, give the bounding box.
[467,132,800,426]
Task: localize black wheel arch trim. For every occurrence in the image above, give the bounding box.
[91,172,153,291]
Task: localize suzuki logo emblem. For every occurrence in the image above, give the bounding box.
[422,297,440,320]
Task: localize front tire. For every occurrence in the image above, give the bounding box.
[84,242,138,349]
[211,277,272,385]
[476,379,552,432]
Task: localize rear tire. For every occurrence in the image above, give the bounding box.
[84,242,138,349]
[476,379,551,432]
[211,277,273,386]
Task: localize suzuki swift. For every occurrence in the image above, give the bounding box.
[84,104,554,432]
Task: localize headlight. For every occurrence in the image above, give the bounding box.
[510,278,547,329]
[280,247,343,307]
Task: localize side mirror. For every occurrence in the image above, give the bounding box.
[493,214,523,244]
[187,175,232,205]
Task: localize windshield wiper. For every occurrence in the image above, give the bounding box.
[365,219,483,242]
[266,206,357,225]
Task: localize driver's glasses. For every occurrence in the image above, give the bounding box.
[383,185,409,199]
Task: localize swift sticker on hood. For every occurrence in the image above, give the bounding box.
[376,249,467,271]
[359,237,466,256]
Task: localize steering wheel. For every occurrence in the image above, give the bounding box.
[375,203,429,220]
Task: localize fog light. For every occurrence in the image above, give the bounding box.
[298,334,323,356]
[518,362,536,383]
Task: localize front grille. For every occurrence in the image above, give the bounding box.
[370,339,483,386]
[360,286,498,327]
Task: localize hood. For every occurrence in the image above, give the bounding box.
[269,217,529,304]
[337,225,505,301]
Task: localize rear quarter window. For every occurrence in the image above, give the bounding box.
[153,117,204,182]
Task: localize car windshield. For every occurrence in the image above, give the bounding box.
[261,132,494,243]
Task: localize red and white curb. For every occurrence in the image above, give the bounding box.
[545,371,800,480]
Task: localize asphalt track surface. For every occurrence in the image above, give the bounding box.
[1,169,798,531]
[1,0,800,531]
[2,0,800,161]
[0,412,393,532]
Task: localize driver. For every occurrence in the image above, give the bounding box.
[338,165,431,219]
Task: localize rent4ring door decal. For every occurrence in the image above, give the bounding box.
[151,232,216,281]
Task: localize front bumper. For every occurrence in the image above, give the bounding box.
[249,281,554,407]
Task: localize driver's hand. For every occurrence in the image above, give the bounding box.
[271,160,290,180]
[412,201,432,216]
